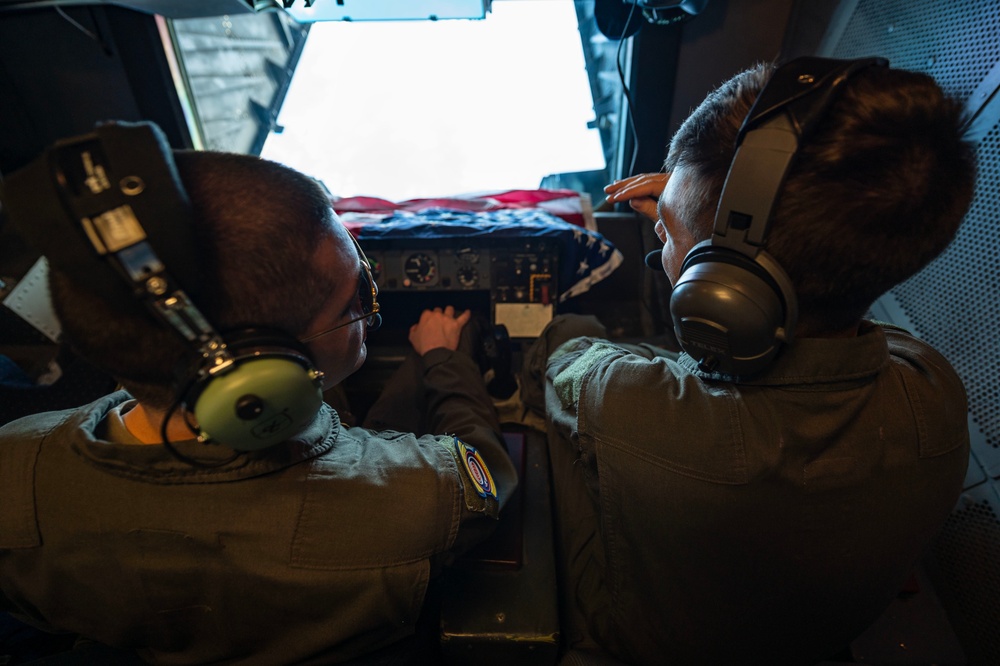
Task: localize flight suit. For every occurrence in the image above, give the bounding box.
[540,318,969,665]
[0,348,516,664]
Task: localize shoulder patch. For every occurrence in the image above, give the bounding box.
[455,438,497,500]
[443,436,500,519]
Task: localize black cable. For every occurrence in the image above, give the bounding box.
[159,388,241,469]
[616,1,641,178]
[612,4,666,333]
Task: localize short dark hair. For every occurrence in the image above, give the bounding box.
[50,151,339,408]
[666,62,976,333]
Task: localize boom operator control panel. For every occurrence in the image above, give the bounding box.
[359,234,561,343]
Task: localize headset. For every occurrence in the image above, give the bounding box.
[0,121,325,452]
[669,56,888,376]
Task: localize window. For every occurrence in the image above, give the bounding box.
[258,1,607,202]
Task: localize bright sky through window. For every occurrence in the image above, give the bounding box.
[261,1,605,202]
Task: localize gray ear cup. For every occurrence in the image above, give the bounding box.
[185,329,325,451]
[671,242,796,376]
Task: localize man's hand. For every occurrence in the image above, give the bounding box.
[603,173,670,222]
[409,306,472,356]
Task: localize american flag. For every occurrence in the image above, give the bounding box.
[353,206,623,302]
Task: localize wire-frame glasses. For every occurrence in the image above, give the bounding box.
[301,233,381,342]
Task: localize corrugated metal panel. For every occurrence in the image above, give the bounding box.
[822,1,1000,663]
[168,9,308,154]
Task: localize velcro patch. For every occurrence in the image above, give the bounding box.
[443,436,499,519]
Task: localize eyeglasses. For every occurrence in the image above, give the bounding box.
[301,233,381,342]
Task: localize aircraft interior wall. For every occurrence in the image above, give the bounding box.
[810,1,1000,662]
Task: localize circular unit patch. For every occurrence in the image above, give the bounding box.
[454,439,497,499]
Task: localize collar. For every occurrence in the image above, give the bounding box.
[69,391,338,484]
[677,321,891,386]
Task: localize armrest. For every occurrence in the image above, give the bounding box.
[439,428,560,665]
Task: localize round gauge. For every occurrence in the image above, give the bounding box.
[403,252,437,285]
[457,266,479,288]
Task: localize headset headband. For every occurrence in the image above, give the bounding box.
[4,122,232,367]
[2,122,326,452]
[712,57,888,259]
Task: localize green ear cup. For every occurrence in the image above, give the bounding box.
[193,356,323,451]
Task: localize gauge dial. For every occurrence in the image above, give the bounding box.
[403,252,437,285]
[457,266,479,288]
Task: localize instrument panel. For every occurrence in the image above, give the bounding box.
[360,236,561,339]
[373,247,486,291]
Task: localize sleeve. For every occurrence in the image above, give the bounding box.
[420,348,518,555]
